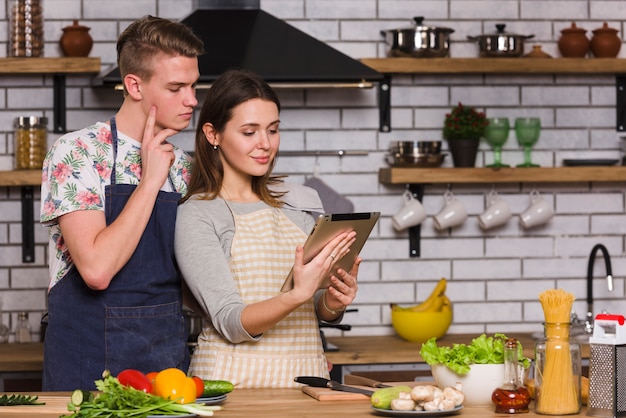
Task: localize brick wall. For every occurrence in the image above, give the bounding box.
[0,0,624,342]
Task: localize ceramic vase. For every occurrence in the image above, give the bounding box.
[590,22,621,58]
[558,22,589,58]
[60,20,93,57]
[448,139,480,167]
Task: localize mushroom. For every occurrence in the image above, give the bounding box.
[423,398,443,411]
[391,397,417,411]
[443,384,465,406]
[410,385,435,402]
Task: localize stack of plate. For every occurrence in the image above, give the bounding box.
[386,140,446,167]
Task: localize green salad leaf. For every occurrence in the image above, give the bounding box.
[419,333,530,375]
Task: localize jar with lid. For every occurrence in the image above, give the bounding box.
[534,322,582,415]
[14,116,48,170]
[491,338,531,413]
[8,0,44,57]
[14,311,32,343]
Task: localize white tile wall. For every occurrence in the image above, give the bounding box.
[0,0,624,342]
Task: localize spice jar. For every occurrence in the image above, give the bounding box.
[9,0,44,57]
[534,322,582,415]
[14,115,48,170]
[14,311,32,343]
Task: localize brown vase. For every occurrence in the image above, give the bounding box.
[590,22,621,58]
[448,139,480,167]
[558,22,589,58]
[60,20,93,57]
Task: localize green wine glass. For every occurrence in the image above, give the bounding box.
[515,117,541,167]
[484,117,510,167]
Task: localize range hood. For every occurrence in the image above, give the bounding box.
[101,0,383,89]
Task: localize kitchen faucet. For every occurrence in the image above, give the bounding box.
[584,244,614,333]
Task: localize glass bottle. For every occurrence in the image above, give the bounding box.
[9,0,44,57]
[14,311,32,343]
[0,299,9,343]
[14,115,48,169]
[534,322,581,415]
[492,338,531,413]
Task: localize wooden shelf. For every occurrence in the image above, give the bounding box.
[379,166,626,185]
[0,170,41,186]
[361,57,626,74]
[0,57,101,74]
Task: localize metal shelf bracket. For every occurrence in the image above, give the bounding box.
[21,186,35,263]
[408,184,424,257]
[617,75,625,131]
[378,75,391,132]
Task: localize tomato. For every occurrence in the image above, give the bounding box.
[146,371,158,386]
[117,369,153,393]
[192,376,204,398]
[153,368,197,404]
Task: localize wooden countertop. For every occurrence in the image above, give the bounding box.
[0,334,591,374]
[0,343,44,372]
[0,389,595,417]
[325,334,590,365]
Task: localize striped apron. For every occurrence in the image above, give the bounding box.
[190,206,328,388]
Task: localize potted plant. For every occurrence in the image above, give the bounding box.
[443,102,487,167]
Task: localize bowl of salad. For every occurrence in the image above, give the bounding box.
[420,334,530,407]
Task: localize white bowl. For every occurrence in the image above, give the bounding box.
[430,363,511,407]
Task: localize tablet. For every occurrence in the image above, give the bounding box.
[280,212,380,292]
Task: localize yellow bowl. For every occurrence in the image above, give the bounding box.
[391,309,452,343]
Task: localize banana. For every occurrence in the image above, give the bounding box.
[391,278,448,312]
[440,295,452,313]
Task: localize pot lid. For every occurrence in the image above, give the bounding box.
[592,22,619,34]
[469,24,534,39]
[384,16,454,33]
[561,22,586,34]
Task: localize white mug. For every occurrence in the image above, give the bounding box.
[392,190,427,230]
[520,190,554,229]
[433,190,467,230]
[478,190,512,230]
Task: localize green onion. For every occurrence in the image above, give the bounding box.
[65,373,222,417]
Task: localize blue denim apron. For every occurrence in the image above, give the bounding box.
[42,118,189,391]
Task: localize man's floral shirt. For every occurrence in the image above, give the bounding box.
[40,122,192,290]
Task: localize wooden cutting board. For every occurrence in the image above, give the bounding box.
[301,385,371,401]
[0,394,71,415]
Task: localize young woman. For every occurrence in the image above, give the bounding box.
[175,69,360,388]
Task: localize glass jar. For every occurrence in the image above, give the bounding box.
[14,115,48,169]
[9,0,44,57]
[492,338,531,413]
[14,311,32,343]
[534,322,582,415]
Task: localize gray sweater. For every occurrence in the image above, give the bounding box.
[174,182,328,343]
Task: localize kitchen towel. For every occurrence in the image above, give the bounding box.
[303,176,354,215]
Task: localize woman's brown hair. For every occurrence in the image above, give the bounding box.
[183,69,284,206]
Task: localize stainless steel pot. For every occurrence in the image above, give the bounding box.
[183,309,203,343]
[381,17,454,58]
[467,24,534,57]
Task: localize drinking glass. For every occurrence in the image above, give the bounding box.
[484,117,510,167]
[515,117,541,167]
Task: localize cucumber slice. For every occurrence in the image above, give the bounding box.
[70,389,94,406]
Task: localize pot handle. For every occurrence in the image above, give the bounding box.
[413,16,424,26]
[524,34,536,39]
[467,35,478,41]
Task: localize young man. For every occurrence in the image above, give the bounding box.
[40,16,203,390]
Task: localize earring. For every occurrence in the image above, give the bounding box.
[213,144,218,150]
